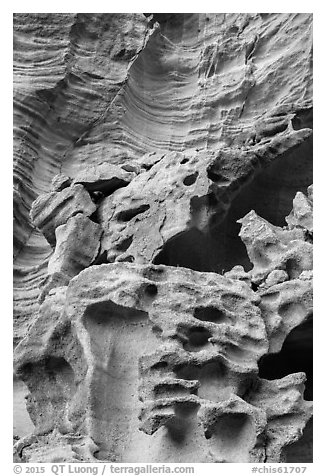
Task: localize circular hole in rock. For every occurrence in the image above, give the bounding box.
[152,361,168,371]
[194,306,227,323]
[183,172,199,186]
[145,284,158,297]
[116,236,133,252]
[187,326,212,347]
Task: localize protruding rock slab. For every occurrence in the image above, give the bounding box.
[51,174,72,192]
[98,131,310,268]
[239,210,312,284]
[48,214,102,278]
[286,187,313,233]
[30,184,96,247]
[72,162,135,194]
[259,277,312,353]
[98,150,216,263]
[248,373,312,462]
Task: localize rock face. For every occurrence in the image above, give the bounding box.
[13,13,313,463]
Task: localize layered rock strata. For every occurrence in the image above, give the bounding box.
[13,13,313,463]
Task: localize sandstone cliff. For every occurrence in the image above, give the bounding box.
[13,13,313,463]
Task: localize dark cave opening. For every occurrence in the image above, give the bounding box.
[84,178,129,196]
[153,136,312,274]
[258,317,313,400]
[194,306,228,323]
[116,204,150,222]
[153,228,218,272]
[291,107,313,131]
[182,325,213,352]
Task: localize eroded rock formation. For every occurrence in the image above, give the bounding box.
[13,13,313,463]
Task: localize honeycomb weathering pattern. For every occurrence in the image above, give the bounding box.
[13,13,313,463]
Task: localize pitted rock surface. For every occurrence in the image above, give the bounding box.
[13,13,313,463]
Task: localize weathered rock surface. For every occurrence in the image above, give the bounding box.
[30,184,96,247]
[13,13,313,463]
[286,185,313,233]
[14,261,312,462]
[38,214,103,302]
[239,210,313,284]
[72,162,135,193]
[48,214,102,276]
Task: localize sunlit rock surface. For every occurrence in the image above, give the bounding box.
[13,13,312,463]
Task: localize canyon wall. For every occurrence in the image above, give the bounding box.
[13,13,313,463]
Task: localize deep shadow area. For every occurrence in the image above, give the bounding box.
[258,318,313,400]
[284,417,313,462]
[154,136,312,273]
[292,107,313,130]
[153,229,219,272]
